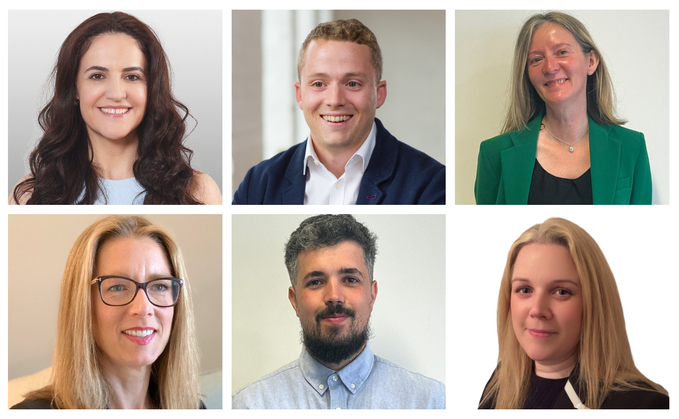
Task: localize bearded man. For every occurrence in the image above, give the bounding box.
[232,214,445,409]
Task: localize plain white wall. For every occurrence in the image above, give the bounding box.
[232,10,445,197]
[232,214,445,392]
[8,10,223,194]
[455,10,669,204]
[452,206,676,410]
[8,214,222,380]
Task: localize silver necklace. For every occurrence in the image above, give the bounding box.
[541,123,589,153]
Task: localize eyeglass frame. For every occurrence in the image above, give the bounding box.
[91,275,184,308]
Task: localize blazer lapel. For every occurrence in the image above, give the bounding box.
[501,117,541,204]
[282,143,307,204]
[588,119,620,204]
[357,119,394,204]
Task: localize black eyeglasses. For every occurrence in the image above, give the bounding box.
[91,276,183,307]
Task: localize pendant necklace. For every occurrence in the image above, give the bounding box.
[541,123,589,153]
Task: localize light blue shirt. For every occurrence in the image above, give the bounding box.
[94,178,146,205]
[233,344,445,409]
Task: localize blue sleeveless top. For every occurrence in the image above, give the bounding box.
[93,178,146,205]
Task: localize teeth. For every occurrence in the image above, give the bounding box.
[123,329,154,337]
[101,108,130,114]
[322,115,351,122]
[545,79,567,86]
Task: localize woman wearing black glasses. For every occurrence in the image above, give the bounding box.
[11,215,203,409]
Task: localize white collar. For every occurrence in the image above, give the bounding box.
[302,121,377,176]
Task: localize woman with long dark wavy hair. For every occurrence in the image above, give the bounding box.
[10,12,221,205]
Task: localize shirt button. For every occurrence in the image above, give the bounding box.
[334,183,341,189]
[319,384,324,389]
[351,384,355,389]
[314,160,320,166]
[332,375,338,382]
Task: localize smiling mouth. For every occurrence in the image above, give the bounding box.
[528,329,556,338]
[322,115,352,123]
[123,329,155,337]
[545,78,568,87]
[100,107,131,115]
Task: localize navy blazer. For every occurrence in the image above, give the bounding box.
[233,118,445,204]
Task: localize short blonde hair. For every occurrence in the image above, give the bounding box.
[503,12,626,133]
[26,216,201,408]
[481,218,666,409]
[297,18,383,83]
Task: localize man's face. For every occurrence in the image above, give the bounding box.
[288,241,378,365]
[294,40,387,157]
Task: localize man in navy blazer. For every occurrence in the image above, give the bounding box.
[233,19,445,205]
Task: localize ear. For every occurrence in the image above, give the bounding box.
[294,81,303,110]
[288,286,299,317]
[369,280,378,310]
[587,50,600,76]
[376,81,387,109]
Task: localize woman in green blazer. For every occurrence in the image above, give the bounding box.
[474,12,651,205]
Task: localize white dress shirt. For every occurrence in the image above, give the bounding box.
[303,122,377,205]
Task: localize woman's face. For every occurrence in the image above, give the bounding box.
[92,237,174,374]
[510,243,582,374]
[76,32,147,145]
[526,23,598,111]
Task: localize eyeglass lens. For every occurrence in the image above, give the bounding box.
[100,277,179,306]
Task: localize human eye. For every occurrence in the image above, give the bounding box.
[105,280,129,293]
[344,276,360,284]
[311,81,325,88]
[554,288,573,297]
[306,278,323,287]
[347,81,360,88]
[125,73,143,81]
[150,282,169,292]
[89,73,105,81]
[513,286,531,295]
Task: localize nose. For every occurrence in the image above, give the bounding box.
[128,288,154,317]
[528,293,552,319]
[106,78,126,102]
[324,278,345,306]
[326,83,346,108]
[543,55,560,74]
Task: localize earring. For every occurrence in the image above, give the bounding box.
[74,99,80,106]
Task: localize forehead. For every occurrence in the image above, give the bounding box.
[95,236,170,272]
[297,241,367,273]
[80,32,145,68]
[300,39,375,79]
[512,243,579,283]
[530,22,579,49]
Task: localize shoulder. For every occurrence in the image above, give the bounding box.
[243,143,305,178]
[191,171,222,205]
[600,124,646,148]
[9,174,34,205]
[11,398,56,409]
[478,129,521,155]
[370,356,446,408]
[602,386,669,409]
[232,359,301,409]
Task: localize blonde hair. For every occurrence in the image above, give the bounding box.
[26,216,201,408]
[298,18,382,83]
[481,218,667,409]
[503,12,626,133]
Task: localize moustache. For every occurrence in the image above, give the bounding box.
[315,304,356,323]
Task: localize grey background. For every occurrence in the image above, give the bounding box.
[232,214,446,392]
[232,10,446,197]
[8,10,222,194]
[8,214,222,380]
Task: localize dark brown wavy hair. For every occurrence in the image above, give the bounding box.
[14,12,202,204]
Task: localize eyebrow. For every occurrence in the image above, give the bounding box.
[511,278,580,287]
[528,43,573,56]
[84,65,145,73]
[301,267,364,281]
[306,72,369,80]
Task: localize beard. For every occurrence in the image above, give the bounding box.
[301,304,371,366]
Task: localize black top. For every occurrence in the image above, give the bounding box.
[528,159,593,204]
[523,372,569,409]
[10,398,207,409]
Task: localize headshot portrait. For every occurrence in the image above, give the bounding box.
[8,10,222,204]
[455,10,668,205]
[8,215,222,409]
[233,10,445,205]
[232,214,445,408]
[452,209,674,409]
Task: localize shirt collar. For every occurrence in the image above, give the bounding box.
[302,121,377,175]
[299,344,375,397]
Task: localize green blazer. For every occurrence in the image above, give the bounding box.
[474,115,652,204]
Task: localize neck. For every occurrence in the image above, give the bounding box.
[89,133,138,180]
[99,357,153,409]
[534,352,578,379]
[309,342,366,371]
[543,101,589,144]
[310,134,367,179]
